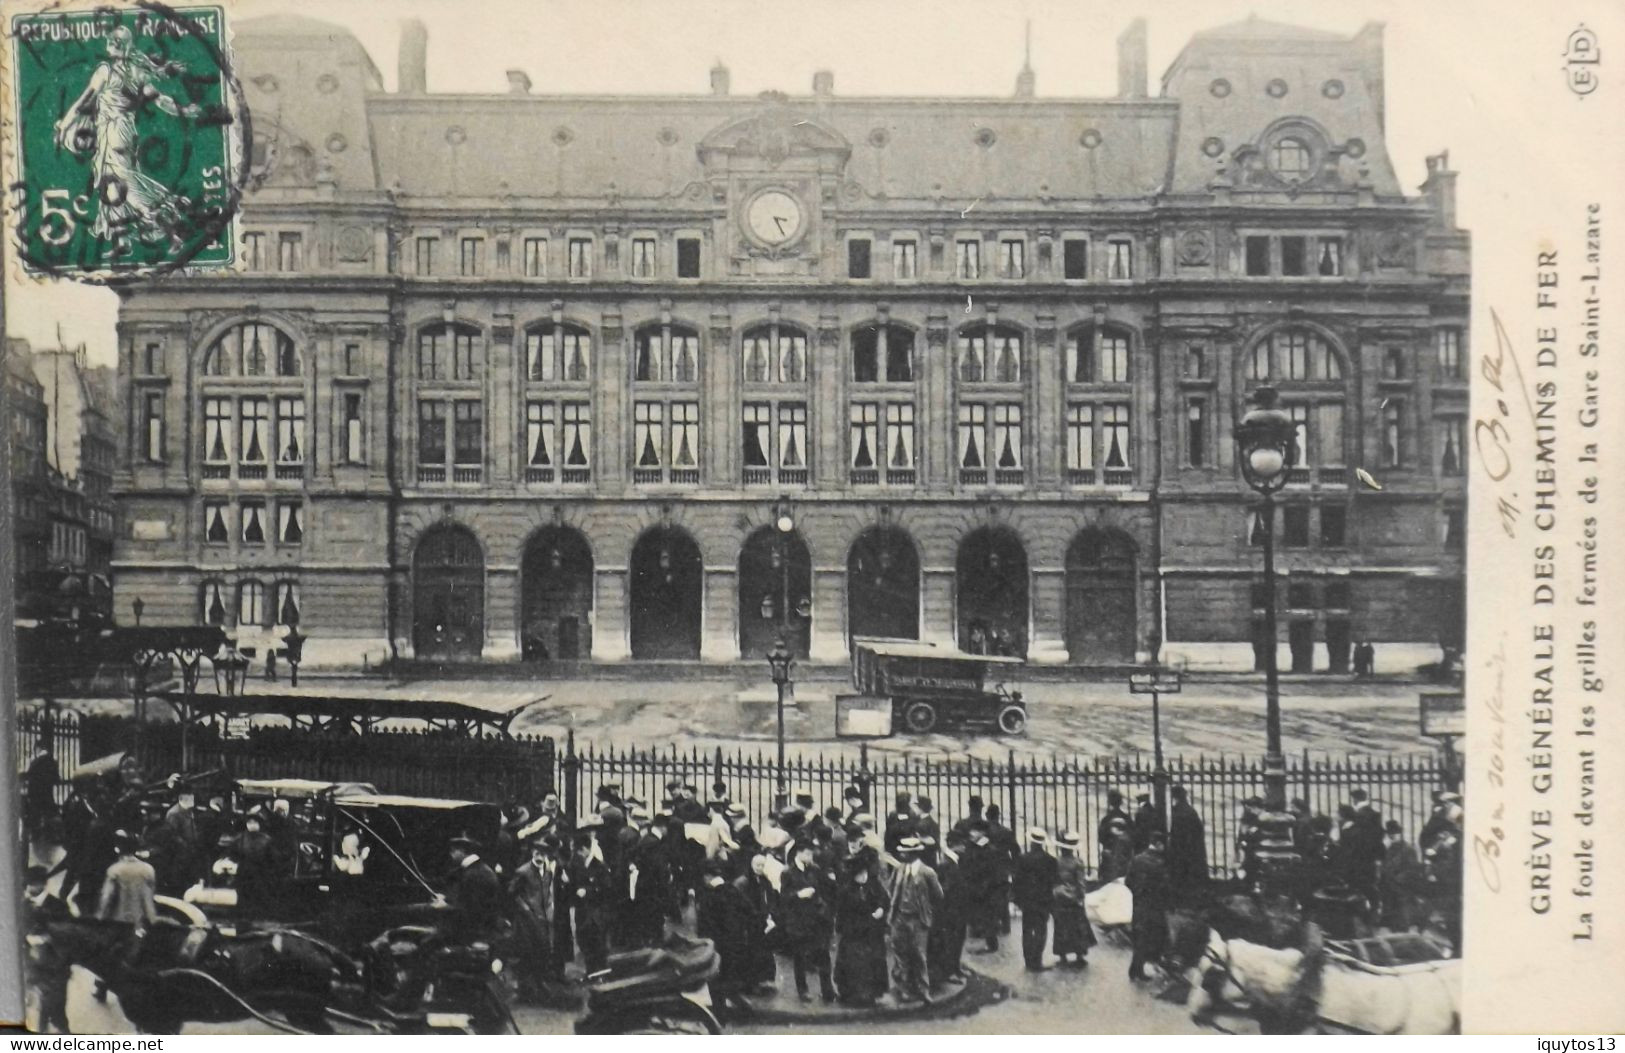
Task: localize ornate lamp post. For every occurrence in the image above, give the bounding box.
[283,627,307,687]
[1234,385,1300,875]
[766,636,794,799]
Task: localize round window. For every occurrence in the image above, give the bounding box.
[1322,79,1346,99]
[1210,78,1232,98]
[1201,136,1225,158]
[1265,78,1290,99]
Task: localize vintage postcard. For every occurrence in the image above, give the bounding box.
[0,0,1619,1038]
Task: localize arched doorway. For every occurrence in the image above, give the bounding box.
[1065,529,1137,663]
[956,528,1029,656]
[520,527,594,661]
[629,527,703,659]
[413,525,485,660]
[738,527,812,660]
[847,527,919,642]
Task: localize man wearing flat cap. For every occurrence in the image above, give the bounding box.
[98,830,156,932]
[886,836,943,1003]
[1013,829,1057,970]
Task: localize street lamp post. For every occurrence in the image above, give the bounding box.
[283,627,307,687]
[1234,385,1300,877]
[1128,634,1182,830]
[766,637,794,800]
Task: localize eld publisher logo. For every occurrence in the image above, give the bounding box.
[1564,24,1601,96]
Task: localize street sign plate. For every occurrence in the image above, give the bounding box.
[1419,690,1464,738]
[1129,670,1184,695]
[835,693,893,738]
[221,715,253,741]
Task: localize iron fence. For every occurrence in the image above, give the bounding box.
[564,738,1452,879]
[16,705,81,805]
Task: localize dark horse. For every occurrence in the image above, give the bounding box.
[31,917,365,1034]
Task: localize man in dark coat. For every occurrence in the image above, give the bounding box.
[884,793,915,855]
[952,795,985,840]
[984,805,1018,936]
[568,824,614,973]
[508,839,561,995]
[929,830,970,984]
[446,835,504,941]
[958,820,1002,952]
[697,858,756,1016]
[777,837,836,1002]
[1098,790,1130,871]
[885,837,943,1004]
[1125,832,1171,981]
[1012,829,1058,970]
[627,816,675,946]
[913,796,942,847]
[24,737,59,838]
[1131,792,1163,852]
[1166,785,1208,890]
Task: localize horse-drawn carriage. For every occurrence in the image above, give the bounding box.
[843,638,1028,736]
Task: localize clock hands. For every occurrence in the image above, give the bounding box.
[773,215,789,236]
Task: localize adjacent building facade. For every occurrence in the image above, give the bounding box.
[111,15,1469,669]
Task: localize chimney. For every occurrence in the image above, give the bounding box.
[506,69,532,95]
[1117,18,1147,98]
[1421,151,1458,229]
[398,19,427,94]
[710,62,730,96]
[812,69,834,96]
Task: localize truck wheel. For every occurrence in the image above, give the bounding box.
[996,705,1027,735]
[903,701,938,733]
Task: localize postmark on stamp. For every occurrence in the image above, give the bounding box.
[6,1,249,280]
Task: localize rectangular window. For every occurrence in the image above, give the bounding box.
[779,332,807,383]
[1382,400,1404,468]
[742,403,771,468]
[1101,333,1129,383]
[1287,581,1315,608]
[1317,237,1343,276]
[633,401,664,469]
[239,580,266,626]
[1066,404,1094,475]
[561,402,591,475]
[414,236,436,275]
[418,400,446,466]
[1186,399,1207,466]
[1284,331,1311,380]
[1102,403,1131,470]
[277,232,303,272]
[631,238,656,278]
[992,403,1022,470]
[203,397,231,464]
[1065,335,1092,384]
[459,237,483,276]
[1320,505,1347,547]
[676,238,702,278]
[204,502,229,544]
[526,401,555,467]
[273,582,301,626]
[671,332,699,384]
[143,391,164,462]
[275,397,305,464]
[241,501,267,545]
[1063,239,1089,280]
[527,331,557,383]
[239,397,269,464]
[1437,329,1463,380]
[1317,403,1345,466]
[957,403,986,469]
[277,501,304,545]
[847,238,872,279]
[1282,507,1311,548]
[670,402,699,471]
[742,333,771,384]
[1280,236,1307,276]
[1107,239,1132,279]
[201,581,227,625]
[849,403,879,469]
[342,393,364,464]
[1186,344,1207,378]
[956,334,986,383]
[1324,581,1351,609]
[523,237,547,277]
[989,332,1021,382]
[778,403,807,470]
[1287,404,1312,469]
[243,232,266,271]
[342,342,362,375]
[1245,236,1271,276]
[1438,416,1466,475]
[885,403,915,472]
[1444,509,1464,551]
[956,239,981,279]
[143,342,163,375]
[495,239,510,272]
[568,238,592,278]
[452,401,482,465]
[892,239,918,279]
[999,239,1025,279]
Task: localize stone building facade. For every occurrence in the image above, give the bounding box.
[111,15,1469,670]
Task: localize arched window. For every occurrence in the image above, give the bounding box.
[200,579,228,626]
[524,321,591,383]
[741,322,808,384]
[852,322,915,383]
[1065,324,1132,384]
[204,322,299,377]
[957,323,1023,383]
[634,322,700,383]
[1272,137,1311,177]
[1246,328,1342,383]
[418,324,482,381]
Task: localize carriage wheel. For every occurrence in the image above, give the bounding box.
[903,701,938,733]
[997,705,1028,735]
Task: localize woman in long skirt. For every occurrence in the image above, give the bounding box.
[834,858,889,1005]
[1051,831,1097,967]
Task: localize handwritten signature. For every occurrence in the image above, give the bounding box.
[1474,309,1539,537]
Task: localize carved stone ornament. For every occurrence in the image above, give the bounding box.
[1376,230,1415,268]
[698,97,851,171]
[1177,229,1213,266]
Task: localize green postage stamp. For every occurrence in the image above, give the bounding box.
[5,1,247,279]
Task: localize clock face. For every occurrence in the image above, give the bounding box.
[746,190,804,246]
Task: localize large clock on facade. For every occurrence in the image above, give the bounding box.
[744,188,805,247]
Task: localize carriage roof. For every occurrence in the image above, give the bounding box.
[851,638,1025,665]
